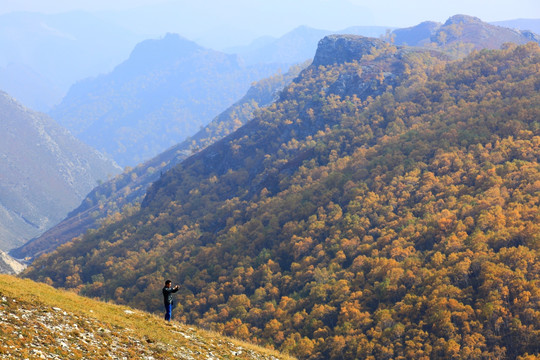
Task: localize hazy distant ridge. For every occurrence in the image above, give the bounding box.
[50,33,285,167]
[392,14,540,52]
[0,91,120,252]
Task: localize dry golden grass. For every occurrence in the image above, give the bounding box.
[0,274,295,359]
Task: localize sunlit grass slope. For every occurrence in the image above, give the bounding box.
[0,274,295,359]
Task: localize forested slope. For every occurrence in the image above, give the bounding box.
[12,64,305,260]
[25,38,540,359]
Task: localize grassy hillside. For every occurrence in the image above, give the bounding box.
[24,39,540,359]
[0,274,293,359]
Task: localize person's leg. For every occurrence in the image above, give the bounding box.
[164,304,172,321]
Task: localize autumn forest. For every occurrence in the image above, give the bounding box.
[24,38,540,359]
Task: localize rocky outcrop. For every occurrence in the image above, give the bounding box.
[308,35,446,100]
[312,35,387,66]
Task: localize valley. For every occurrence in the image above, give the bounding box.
[0,7,538,360]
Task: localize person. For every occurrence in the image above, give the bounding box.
[162,279,179,321]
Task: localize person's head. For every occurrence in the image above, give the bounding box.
[165,280,172,287]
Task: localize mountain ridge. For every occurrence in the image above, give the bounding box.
[50,33,286,167]
[142,35,441,208]
[391,14,540,55]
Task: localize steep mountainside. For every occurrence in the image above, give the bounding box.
[12,64,306,261]
[50,33,284,167]
[0,11,144,111]
[25,36,540,359]
[390,14,539,58]
[0,275,293,360]
[0,92,121,252]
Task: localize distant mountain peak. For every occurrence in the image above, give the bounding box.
[127,32,202,66]
[291,25,322,33]
[392,14,540,53]
[312,35,387,66]
[444,14,483,26]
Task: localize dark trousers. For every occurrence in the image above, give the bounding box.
[164,303,173,321]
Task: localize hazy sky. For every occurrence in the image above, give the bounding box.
[2,0,540,48]
[3,0,539,23]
